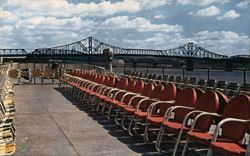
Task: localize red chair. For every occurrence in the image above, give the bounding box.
[171,90,220,155]
[155,87,197,151]
[181,94,249,156]
[143,83,177,142]
[93,77,134,116]
[208,94,250,156]
[112,80,145,123]
[127,84,164,136]
[119,82,155,129]
[101,79,137,116]
[94,76,118,111]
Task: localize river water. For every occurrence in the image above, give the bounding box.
[15,63,249,85]
[113,66,250,84]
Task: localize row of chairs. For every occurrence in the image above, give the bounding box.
[59,69,250,156]
[8,68,55,84]
[0,65,16,155]
[124,71,250,98]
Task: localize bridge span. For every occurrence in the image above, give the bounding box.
[0,37,249,69]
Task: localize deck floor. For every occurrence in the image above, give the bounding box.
[13,84,200,156]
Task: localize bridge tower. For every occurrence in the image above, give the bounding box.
[225,59,233,71]
[88,37,92,63]
[186,42,194,71]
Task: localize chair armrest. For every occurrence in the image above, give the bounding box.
[148,100,176,116]
[135,98,158,111]
[180,110,205,129]
[127,95,148,106]
[120,92,140,102]
[113,90,131,100]
[190,112,222,131]
[107,88,125,99]
[164,105,195,122]
[211,118,250,142]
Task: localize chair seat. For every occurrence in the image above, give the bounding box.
[104,98,114,104]
[117,103,128,109]
[134,111,147,119]
[93,93,102,97]
[88,91,98,96]
[210,142,246,156]
[114,101,125,106]
[79,87,87,92]
[0,143,16,155]
[3,100,14,105]
[109,100,121,106]
[97,95,109,101]
[124,106,135,114]
[75,86,82,89]
[146,116,164,126]
[186,131,212,145]
[163,121,189,134]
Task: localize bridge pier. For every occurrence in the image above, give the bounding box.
[133,63,137,71]
[0,57,3,65]
[225,59,233,72]
[186,58,194,71]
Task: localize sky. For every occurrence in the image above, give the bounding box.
[0,0,249,56]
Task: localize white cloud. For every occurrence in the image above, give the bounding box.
[6,0,171,17]
[154,14,166,19]
[123,33,192,49]
[0,8,13,19]
[0,25,14,48]
[0,25,14,33]
[0,8,16,22]
[19,16,96,32]
[189,5,220,16]
[235,1,249,9]
[217,10,240,20]
[0,0,248,56]
[101,16,182,33]
[123,31,249,56]
[193,31,249,55]
[177,0,229,6]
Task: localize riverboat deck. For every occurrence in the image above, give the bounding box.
[12,84,186,156]
[13,84,139,156]
[12,84,207,156]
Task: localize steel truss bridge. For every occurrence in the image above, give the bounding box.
[0,36,229,58]
[30,37,229,59]
[0,36,249,69]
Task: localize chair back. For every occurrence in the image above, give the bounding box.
[194,91,219,131]
[221,95,250,142]
[174,88,197,123]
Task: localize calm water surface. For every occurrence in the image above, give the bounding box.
[113,67,250,84]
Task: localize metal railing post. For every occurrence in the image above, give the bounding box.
[243,69,246,91]
[123,65,126,74]
[182,68,185,78]
[207,68,210,80]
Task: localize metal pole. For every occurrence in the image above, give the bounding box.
[18,63,21,84]
[146,66,148,74]
[123,65,126,75]
[162,67,165,76]
[207,68,210,80]
[109,61,113,73]
[33,63,35,84]
[243,69,246,91]
[182,68,185,78]
[41,63,44,84]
